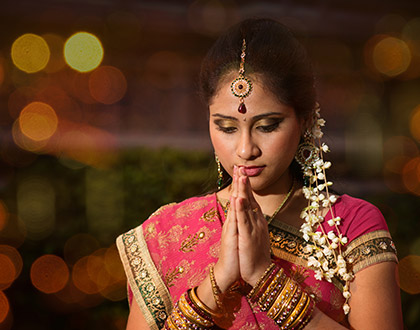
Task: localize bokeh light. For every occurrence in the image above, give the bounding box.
[402,157,420,195]
[372,36,411,77]
[17,177,55,240]
[398,255,420,294]
[71,245,126,301]
[64,32,104,72]
[72,256,99,294]
[19,101,58,141]
[0,201,8,232]
[11,34,50,73]
[0,245,23,290]
[0,254,15,291]
[89,66,127,104]
[410,105,420,142]
[30,255,69,294]
[0,290,10,323]
[12,119,50,152]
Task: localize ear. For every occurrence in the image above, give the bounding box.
[300,115,313,135]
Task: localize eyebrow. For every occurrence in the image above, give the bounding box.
[212,112,283,121]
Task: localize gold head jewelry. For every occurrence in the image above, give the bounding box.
[230,39,253,114]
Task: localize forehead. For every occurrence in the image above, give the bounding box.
[209,74,294,117]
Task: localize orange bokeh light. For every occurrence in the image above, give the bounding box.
[19,101,58,141]
[89,66,127,104]
[372,36,411,77]
[402,157,420,195]
[0,290,9,323]
[410,105,420,142]
[0,245,23,290]
[398,255,420,294]
[72,256,99,294]
[12,119,50,152]
[0,255,16,292]
[30,255,69,294]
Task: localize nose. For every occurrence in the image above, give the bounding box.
[236,131,261,160]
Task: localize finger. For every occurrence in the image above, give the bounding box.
[231,165,238,198]
[236,196,252,232]
[224,195,238,234]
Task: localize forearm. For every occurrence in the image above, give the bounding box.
[304,308,349,330]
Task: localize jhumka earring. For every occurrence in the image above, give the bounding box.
[215,155,223,190]
[295,130,318,186]
[230,39,253,113]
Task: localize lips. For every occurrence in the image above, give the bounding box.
[240,166,265,177]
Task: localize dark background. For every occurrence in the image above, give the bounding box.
[0,0,420,329]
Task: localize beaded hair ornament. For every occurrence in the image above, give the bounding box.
[230,39,253,113]
[297,104,354,314]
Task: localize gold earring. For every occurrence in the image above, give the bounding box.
[215,155,223,190]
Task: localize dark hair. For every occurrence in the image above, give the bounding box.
[199,18,316,120]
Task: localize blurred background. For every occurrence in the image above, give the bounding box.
[0,0,420,329]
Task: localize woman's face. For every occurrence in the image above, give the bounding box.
[209,75,303,194]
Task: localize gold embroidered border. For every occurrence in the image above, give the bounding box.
[343,230,398,274]
[116,226,173,330]
[269,221,310,268]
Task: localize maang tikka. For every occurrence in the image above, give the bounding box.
[230,39,253,113]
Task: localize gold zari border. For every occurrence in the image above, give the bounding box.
[343,230,398,274]
[117,226,173,330]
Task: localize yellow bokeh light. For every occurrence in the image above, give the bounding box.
[372,36,411,77]
[64,32,104,72]
[19,101,58,141]
[410,105,420,142]
[11,33,50,73]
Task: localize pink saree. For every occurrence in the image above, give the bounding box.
[116,193,397,329]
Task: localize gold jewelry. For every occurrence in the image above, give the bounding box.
[283,293,311,329]
[209,266,224,310]
[215,155,223,190]
[266,179,295,224]
[178,293,214,327]
[230,39,253,114]
[247,262,276,300]
[190,286,223,318]
[252,207,258,213]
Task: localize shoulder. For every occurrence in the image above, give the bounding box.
[333,194,389,240]
[118,193,217,238]
[144,193,216,224]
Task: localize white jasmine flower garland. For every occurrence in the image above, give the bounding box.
[298,104,354,315]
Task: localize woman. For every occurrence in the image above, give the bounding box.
[117,18,403,329]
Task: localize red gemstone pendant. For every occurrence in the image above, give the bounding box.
[238,103,247,114]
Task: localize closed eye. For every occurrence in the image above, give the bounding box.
[256,118,283,133]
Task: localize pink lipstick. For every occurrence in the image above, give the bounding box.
[241,166,265,177]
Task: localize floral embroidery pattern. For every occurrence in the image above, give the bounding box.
[179,226,216,253]
[156,225,188,250]
[164,260,194,287]
[199,207,218,222]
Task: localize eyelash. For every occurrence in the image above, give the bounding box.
[216,121,281,134]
